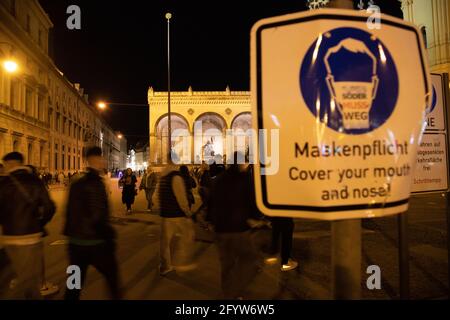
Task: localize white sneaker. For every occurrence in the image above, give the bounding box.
[281,259,298,272]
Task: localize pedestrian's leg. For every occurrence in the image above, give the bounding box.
[64,244,89,300]
[4,243,43,300]
[235,232,260,298]
[176,218,196,267]
[160,218,176,273]
[91,242,122,299]
[216,234,238,299]
[280,218,294,265]
[270,218,282,256]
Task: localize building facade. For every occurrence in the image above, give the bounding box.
[402,0,450,76]
[148,86,251,164]
[0,0,127,173]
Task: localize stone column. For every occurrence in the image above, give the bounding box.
[431,0,450,73]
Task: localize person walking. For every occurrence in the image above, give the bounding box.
[0,152,56,299]
[158,164,197,276]
[265,218,298,271]
[179,165,196,209]
[207,151,263,299]
[119,168,137,214]
[64,146,121,300]
[139,166,158,212]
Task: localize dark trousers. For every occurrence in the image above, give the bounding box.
[270,217,294,265]
[64,242,121,300]
[216,231,260,299]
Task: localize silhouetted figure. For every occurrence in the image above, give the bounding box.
[158,164,196,276]
[207,151,262,299]
[139,166,158,212]
[0,152,55,299]
[120,168,137,214]
[64,146,121,300]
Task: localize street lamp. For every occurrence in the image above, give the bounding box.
[97,101,107,110]
[117,134,123,139]
[0,42,19,73]
[166,12,172,164]
[3,60,18,73]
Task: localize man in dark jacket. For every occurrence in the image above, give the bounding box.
[64,146,121,300]
[0,152,55,299]
[207,151,263,299]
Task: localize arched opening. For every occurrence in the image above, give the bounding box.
[155,113,190,164]
[194,112,227,164]
[231,112,253,162]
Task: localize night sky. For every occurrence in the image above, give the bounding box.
[38,0,402,148]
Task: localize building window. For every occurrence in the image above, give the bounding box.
[27,143,33,165]
[38,29,43,48]
[39,146,43,167]
[48,109,53,128]
[10,79,18,109]
[13,140,19,152]
[55,153,58,171]
[26,15,31,34]
[68,154,70,170]
[38,95,44,121]
[56,113,60,132]
[25,88,32,115]
[10,0,16,16]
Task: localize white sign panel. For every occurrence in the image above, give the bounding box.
[412,73,449,194]
[251,9,431,220]
[425,74,446,131]
[412,133,448,193]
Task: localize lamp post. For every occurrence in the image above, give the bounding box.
[166,12,172,164]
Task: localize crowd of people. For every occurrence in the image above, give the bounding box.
[0,148,298,300]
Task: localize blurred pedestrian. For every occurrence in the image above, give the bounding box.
[63,146,121,300]
[199,162,212,205]
[207,151,262,299]
[139,166,157,212]
[180,165,196,209]
[119,168,137,214]
[158,164,197,276]
[0,152,56,299]
[58,171,65,186]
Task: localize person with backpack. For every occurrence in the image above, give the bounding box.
[0,152,56,299]
[139,166,158,212]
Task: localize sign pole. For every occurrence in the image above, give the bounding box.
[445,72,450,297]
[328,0,362,300]
[447,191,450,297]
[331,219,361,299]
[398,212,410,299]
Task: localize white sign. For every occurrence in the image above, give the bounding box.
[412,133,448,193]
[425,74,446,131]
[412,73,449,193]
[251,9,431,220]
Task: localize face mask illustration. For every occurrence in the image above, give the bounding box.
[324,38,379,130]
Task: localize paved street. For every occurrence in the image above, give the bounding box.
[1,177,449,300]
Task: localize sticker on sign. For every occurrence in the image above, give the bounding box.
[251,9,431,220]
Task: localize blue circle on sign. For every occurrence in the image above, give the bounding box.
[428,85,437,114]
[300,27,399,134]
